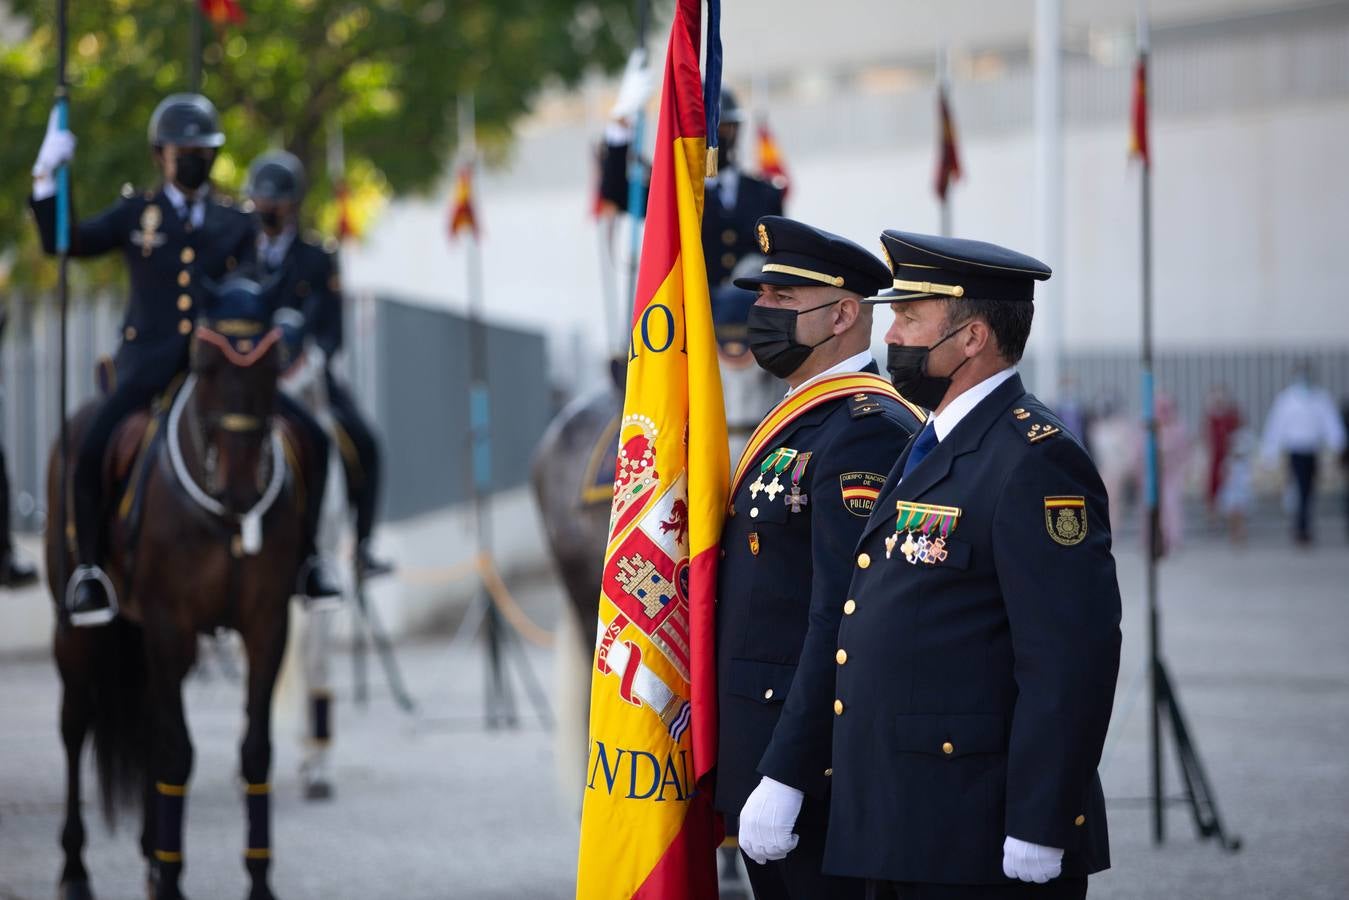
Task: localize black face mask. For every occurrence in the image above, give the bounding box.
[886,322,973,411]
[173,153,212,192]
[747,299,839,380]
[256,209,284,232]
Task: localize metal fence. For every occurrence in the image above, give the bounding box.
[0,292,551,532]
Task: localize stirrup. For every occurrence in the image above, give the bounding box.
[65,565,119,627]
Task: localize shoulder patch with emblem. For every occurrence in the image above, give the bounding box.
[848,392,885,419]
[839,471,885,517]
[1044,495,1087,546]
[1014,407,1061,444]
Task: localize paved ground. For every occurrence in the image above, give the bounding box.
[1,517,1347,899]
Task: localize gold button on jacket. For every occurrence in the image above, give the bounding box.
[833,699,844,716]
[835,649,848,665]
[178,319,192,335]
[941,741,954,756]
[857,553,871,569]
[843,599,856,615]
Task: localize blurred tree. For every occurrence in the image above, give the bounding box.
[0,0,643,289]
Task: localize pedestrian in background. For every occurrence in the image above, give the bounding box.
[1204,385,1242,521]
[1260,363,1346,545]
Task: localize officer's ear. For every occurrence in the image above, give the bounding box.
[963,316,993,359]
[834,295,861,334]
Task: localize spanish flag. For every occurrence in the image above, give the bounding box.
[335,179,358,242]
[575,0,728,897]
[448,163,479,240]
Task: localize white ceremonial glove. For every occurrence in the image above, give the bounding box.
[1002,835,1064,884]
[737,776,804,865]
[33,106,77,201]
[609,48,655,124]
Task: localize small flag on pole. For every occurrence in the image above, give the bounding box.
[1129,51,1150,167]
[199,0,245,27]
[934,81,962,201]
[335,180,357,242]
[756,117,791,197]
[448,163,479,240]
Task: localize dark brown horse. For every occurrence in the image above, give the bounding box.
[47,299,307,900]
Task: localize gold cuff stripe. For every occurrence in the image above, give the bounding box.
[244,782,271,796]
[244,848,272,860]
[892,279,965,297]
[154,850,183,863]
[156,782,187,797]
[762,263,845,288]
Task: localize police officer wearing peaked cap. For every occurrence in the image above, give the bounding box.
[716,216,925,900]
[804,230,1122,898]
[245,151,393,578]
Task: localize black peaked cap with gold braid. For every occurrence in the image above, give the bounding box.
[869,229,1051,303]
[733,215,891,297]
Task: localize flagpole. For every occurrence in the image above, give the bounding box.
[1032,0,1064,402]
[623,0,652,327]
[1135,3,1164,846]
[55,0,71,581]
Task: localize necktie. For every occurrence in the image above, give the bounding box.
[901,422,938,481]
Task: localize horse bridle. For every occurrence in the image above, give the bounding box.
[168,324,288,555]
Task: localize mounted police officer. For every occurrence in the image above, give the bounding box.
[244,152,392,577]
[598,51,784,287]
[755,230,1123,898]
[716,217,925,899]
[29,93,339,626]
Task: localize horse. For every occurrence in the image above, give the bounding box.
[46,287,308,900]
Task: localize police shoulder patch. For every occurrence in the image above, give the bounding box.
[839,471,885,517]
[1044,495,1087,546]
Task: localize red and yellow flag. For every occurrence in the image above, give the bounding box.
[576,0,728,896]
[448,163,479,240]
[335,179,358,242]
[1129,52,1150,167]
[199,0,244,26]
[934,82,962,201]
[756,118,790,198]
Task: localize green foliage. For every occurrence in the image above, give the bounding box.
[0,0,641,289]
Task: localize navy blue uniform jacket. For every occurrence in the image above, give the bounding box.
[264,234,343,360]
[32,187,255,388]
[823,373,1122,884]
[714,365,924,830]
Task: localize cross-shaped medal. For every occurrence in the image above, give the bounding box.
[749,475,766,499]
[764,476,784,502]
[787,486,809,513]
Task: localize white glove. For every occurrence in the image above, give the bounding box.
[1002,835,1063,884]
[33,106,77,201]
[609,48,655,124]
[736,776,803,865]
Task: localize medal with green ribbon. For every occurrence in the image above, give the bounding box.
[885,501,961,563]
[750,447,798,502]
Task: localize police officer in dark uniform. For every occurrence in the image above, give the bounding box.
[30,94,339,626]
[715,217,925,899]
[814,231,1122,898]
[244,152,392,577]
[598,53,783,287]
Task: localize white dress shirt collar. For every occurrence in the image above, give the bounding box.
[785,349,873,398]
[930,367,1017,441]
[162,182,207,229]
[258,226,297,270]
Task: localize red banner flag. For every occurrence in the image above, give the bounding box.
[1129,53,1150,167]
[199,0,245,27]
[934,82,962,201]
[756,118,791,198]
[575,0,728,897]
[335,179,357,242]
[448,163,479,240]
